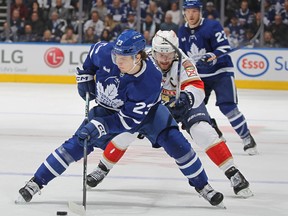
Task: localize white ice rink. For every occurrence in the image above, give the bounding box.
[1,83,288,216]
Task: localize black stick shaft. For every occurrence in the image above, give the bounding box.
[82,92,89,209]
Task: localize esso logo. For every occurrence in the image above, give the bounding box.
[44,47,65,68]
[237,52,269,77]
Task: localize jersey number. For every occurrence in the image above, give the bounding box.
[133,102,153,115]
[215,31,227,43]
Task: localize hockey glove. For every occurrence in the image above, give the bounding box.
[196,52,217,70]
[78,118,108,147]
[166,91,194,122]
[76,67,96,101]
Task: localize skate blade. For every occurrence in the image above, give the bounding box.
[216,201,226,209]
[237,188,254,198]
[245,147,259,156]
[14,195,26,204]
[68,201,86,215]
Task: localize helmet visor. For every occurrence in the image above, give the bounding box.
[111,50,136,65]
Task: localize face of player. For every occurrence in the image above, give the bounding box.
[184,8,201,27]
[114,54,141,74]
[154,51,175,71]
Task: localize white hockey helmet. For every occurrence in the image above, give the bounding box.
[152,30,179,54]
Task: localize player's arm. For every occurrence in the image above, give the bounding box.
[76,43,100,101]
[209,21,231,57]
[165,56,204,121]
[180,57,205,108]
[76,42,112,101]
[196,21,231,69]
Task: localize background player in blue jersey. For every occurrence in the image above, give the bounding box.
[85,30,253,198]
[178,0,258,155]
[17,29,224,207]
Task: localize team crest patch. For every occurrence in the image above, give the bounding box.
[185,66,197,77]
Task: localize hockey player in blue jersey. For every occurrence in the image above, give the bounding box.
[178,0,258,155]
[85,30,253,198]
[17,29,224,207]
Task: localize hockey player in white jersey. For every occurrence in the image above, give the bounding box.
[17,29,225,208]
[178,0,258,155]
[86,30,253,198]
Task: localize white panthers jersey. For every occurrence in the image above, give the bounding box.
[161,58,205,108]
[146,47,205,108]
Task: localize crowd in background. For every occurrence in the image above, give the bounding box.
[0,0,288,48]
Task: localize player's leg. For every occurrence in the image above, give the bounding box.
[140,103,224,207]
[86,132,138,188]
[17,135,95,203]
[182,104,252,197]
[17,106,112,202]
[213,75,258,155]
[189,122,253,197]
[157,127,224,207]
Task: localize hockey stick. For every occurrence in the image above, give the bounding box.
[155,34,182,101]
[82,91,90,209]
[208,18,264,62]
[68,92,90,215]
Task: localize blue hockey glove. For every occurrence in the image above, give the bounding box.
[78,118,108,147]
[76,67,96,101]
[166,91,194,122]
[196,52,217,70]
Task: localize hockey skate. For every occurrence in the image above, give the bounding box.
[243,134,258,155]
[87,166,109,188]
[225,167,253,198]
[16,177,42,203]
[195,184,225,208]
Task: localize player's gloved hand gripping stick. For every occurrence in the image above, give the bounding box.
[206,21,264,63]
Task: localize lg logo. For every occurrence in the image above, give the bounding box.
[44,47,64,68]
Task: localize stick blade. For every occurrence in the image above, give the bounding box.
[68,201,86,215]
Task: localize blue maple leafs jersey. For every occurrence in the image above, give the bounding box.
[82,41,162,134]
[178,18,234,79]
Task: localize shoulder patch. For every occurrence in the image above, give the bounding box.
[185,65,197,77]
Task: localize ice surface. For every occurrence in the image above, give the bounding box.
[1,83,288,216]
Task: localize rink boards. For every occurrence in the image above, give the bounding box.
[0,43,287,90]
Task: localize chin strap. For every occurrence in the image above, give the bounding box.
[126,57,142,75]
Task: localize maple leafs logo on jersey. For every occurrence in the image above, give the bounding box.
[187,43,206,64]
[96,77,124,109]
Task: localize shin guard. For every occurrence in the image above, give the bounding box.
[206,141,234,171]
[101,141,127,170]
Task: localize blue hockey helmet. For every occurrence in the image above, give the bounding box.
[183,0,203,9]
[113,29,146,56]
